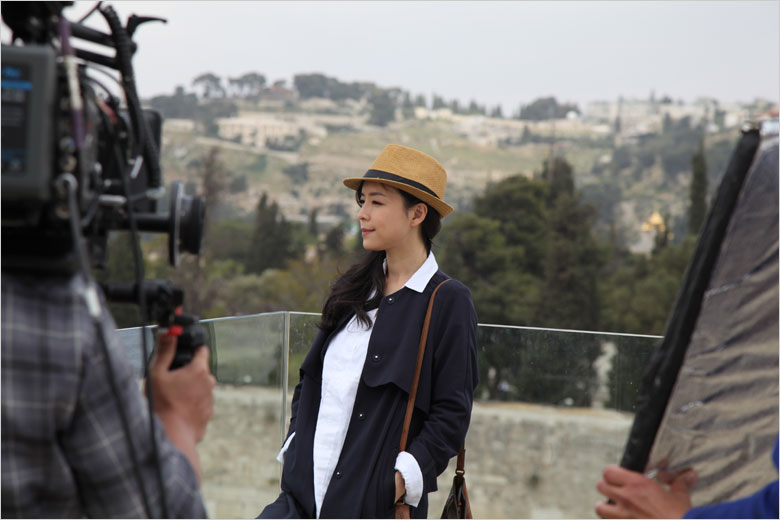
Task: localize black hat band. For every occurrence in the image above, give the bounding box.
[362,169,440,200]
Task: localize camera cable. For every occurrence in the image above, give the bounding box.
[100,5,163,191]
[117,151,172,519]
[57,173,154,518]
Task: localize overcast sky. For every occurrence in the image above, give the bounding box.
[5,1,779,112]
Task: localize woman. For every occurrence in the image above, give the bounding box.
[259,144,478,519]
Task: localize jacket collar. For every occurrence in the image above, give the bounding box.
[382,251,438,294]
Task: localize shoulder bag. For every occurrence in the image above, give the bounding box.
[394,278,473,519]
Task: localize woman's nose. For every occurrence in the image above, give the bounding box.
[358,205,368,220]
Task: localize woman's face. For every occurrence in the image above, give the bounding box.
[357,181,422,252]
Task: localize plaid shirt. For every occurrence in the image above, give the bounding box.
[1,271,207,518]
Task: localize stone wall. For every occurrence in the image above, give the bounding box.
[198,385,632,518]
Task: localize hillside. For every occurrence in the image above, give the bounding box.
[156,105,741,252]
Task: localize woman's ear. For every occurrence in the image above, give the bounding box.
[409,203,428,227]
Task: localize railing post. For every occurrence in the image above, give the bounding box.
[280,311,290,482]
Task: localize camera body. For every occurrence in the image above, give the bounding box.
[2,1,202,269]
[1,44,58,222]
[1,2,205,366]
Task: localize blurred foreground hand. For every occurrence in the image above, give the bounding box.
[595,464,697,519]
[149,333,216,481]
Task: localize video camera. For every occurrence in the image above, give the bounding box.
[1,1,205,366]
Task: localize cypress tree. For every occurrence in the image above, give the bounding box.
[688,138,708,235]
[246,193,294,274]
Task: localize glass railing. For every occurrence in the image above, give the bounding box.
[117,312,660,518]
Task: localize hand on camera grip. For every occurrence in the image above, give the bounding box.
[165,310,207,370]
[150,333,216,447]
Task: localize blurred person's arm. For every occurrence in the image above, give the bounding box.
[595,465,696,518]
[597,456,779,520]
[597,439,779,519]
[148,333,216,481]
[60,313,210,517]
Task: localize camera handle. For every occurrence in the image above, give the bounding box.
[101,280,207,370]
[163,309,207,370]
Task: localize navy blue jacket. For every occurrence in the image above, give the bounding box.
[279,271,478,518]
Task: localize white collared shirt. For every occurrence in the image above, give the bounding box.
[277,252,438,517]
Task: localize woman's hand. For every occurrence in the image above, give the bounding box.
[394,470,406,502]
[394,470,410,519]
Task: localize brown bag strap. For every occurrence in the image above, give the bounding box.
[456,447,465,475]
[399,278,452,452]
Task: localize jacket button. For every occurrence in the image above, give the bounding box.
[387,296,395,304]
[371,354,381,363]
[335,471,343,479]
[358,412,366,420]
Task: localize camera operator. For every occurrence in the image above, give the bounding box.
[1,2,215,516]
[1,269,215,518]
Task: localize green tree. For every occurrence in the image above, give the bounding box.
[533,192,602,331]
[293,73,329,99]
[539,156,575,202]
[534,156,603,405]
[441,157,606,405]
[438,180,546,403]
[147,86,199,119]
[208,219,253,264]
[438,213,540,326]
[368,90,396,127]
[192,72,224,99]
[601,236,697,411]
[688,137,708,235]
[518,97,557,120]
[228,72,266,99]
[432,94,447,109]
[329,81,366,101]
[401,92,416,119]
[601,237,697,335]
[520,125,533,144]
[238,71,266,98]
[308,208,320,237]
[283,162,310,183]
[196,99,238,136]
[323,223,346,257]
[467,100,485,115]
[473,175,549,278]
[246,193,304,274]
[227,77,243,98]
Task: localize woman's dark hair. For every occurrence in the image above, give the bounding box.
[318,183,442,331]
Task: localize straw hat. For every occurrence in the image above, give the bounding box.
[343,144,454,217]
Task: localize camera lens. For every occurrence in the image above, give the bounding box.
[167,180,204,266]
[178,191,204,256]
[129,181,204,266]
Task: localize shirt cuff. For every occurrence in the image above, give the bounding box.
[276,432,295,464]
[395,451,423,507]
